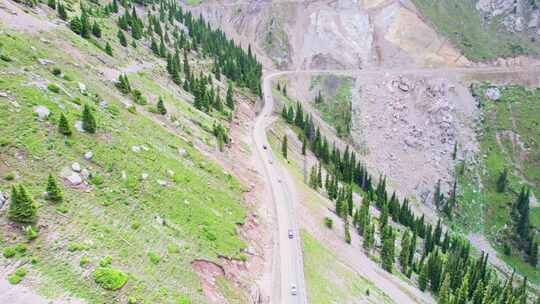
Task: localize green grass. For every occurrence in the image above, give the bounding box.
[411,0,540,60]
[302,230,393,304]
[455,83,540,283]
[310,75,353,137]
[0,19,247,304]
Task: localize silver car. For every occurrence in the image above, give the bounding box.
[291,284,297,296]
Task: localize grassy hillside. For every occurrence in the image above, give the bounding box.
[0,0,257,302]
[412,0,540,61]
[455,83,540,282]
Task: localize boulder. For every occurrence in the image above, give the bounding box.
[485,87,501,101]
[71,162,81,172]
[81,169,91,179]
[0,191,7,209]
[84,151,93,160]
[78,82,87,94]
[34,106,50,120]
[141,173,149,180]
[0,91,8,98]
[61,168,83,186]
[157,180,167,187]
[74,120,84,132]
[132,145,141,153]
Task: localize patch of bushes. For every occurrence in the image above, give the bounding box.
[99,255,112,267]
[25,226,38,240]
[51,67,62,76]
[4,172,15,181]
[147,251,160,265]
[3,247,16,258]
[47,83,61,93]
[80,255,90,267]
[0,54,12,62]
[67,242,86,252]
[92,267,128,290]
[324,217,333,229]
[8,267,27,285]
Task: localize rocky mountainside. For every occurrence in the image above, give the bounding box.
[477,0,540,42]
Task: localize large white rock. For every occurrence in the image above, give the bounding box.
[71,162,81,172]
[84,151,93,160]
[485,87,501,101]
[34,106,50,120]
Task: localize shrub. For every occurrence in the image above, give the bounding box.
[67,243,85,252]
[157,96,166,115]
[3,247,16,258]
[8,268,27,285]
[99,255,112,267]
[51,67,62,76]
[4,172,15,181]
[127,105,136,114]
[105,42,113,56]
[82,104,96,133]
[14,243,27,254]
[58,113,72,136]
[8,185,37,224]
[132,90,147,105]
[25,226,38,240]
[47,83,60,93]
[92,267,128,290]
[0,54,12,62]
[80,256,90,267]
[147,252,160,265]
[324,217,333,229]
[46,174,63,202]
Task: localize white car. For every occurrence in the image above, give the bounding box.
[288,229,294,239]
[291,284,297,296]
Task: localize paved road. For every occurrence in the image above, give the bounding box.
[252,72,308,304]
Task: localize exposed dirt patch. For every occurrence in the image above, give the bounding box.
[191,260,228,304]
[0,0,56,32]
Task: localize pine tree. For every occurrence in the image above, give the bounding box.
[58,113,72,136]
[69,17,82,35]
[438,274,452,304]
[46,174,62,202]
[105,42,113,56]
[399,230,411,275]
[301,137,307,156]
[381,226,395,272]
[47,0,55,9]
[455,273,470,304]
[496,169,508,193]
[226,81,234,110]
[157,96,167,115]
[82,104,96,133]
[419,261,429,291]
[9,185,37,224]
[379,202,389,232]
[282,135,288,159]
[118,30,127,47]
[57,3,68,20]
[529,240,538,267]
[92,21,101,38]
[363,222,375,251]
[344,218,351,244]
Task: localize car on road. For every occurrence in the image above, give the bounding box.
[263,145,267,150]
[291,284,297,296]
[288,229,294,239]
